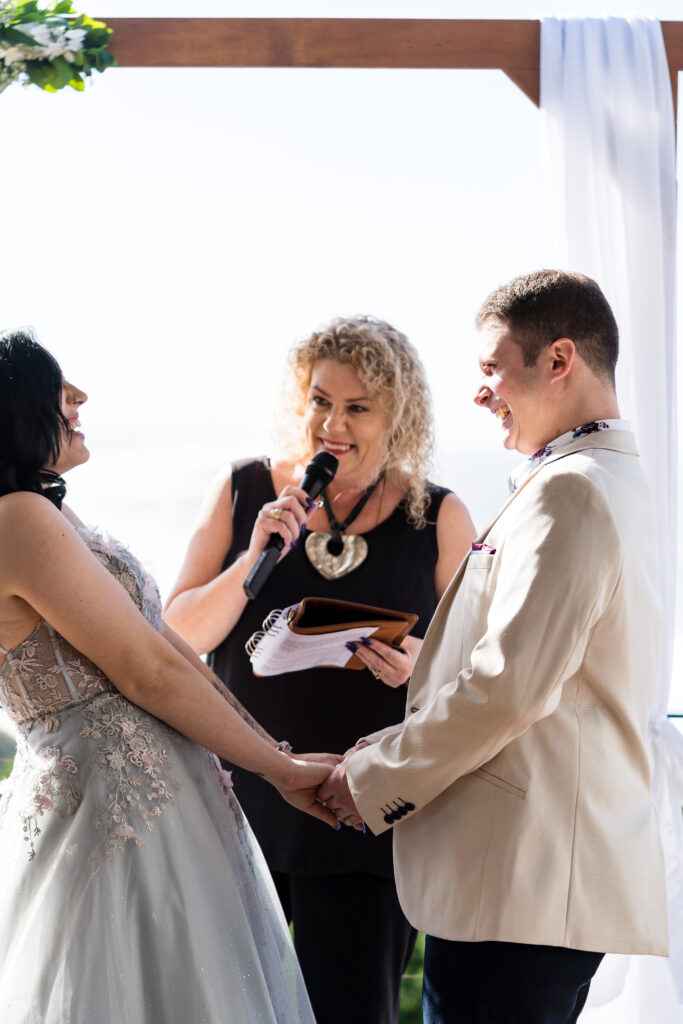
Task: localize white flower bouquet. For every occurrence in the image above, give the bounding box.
[0,1,114,93]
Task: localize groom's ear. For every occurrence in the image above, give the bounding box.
[546,339,575,382]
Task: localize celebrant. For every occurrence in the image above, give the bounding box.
[164,315,476,1024]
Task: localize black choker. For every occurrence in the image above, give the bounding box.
[39,471,66,510]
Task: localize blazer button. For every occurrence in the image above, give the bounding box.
[396,798,416,815]
[382,806,395,824]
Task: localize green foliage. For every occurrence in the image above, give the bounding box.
[3,25,37,44]
[0,758,13,780]
[399,931,425,1023]
[0,1,115,93]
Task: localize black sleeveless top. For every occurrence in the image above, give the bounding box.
[209,457,450,877]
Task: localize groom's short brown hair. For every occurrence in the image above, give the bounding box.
[476,270,619,384]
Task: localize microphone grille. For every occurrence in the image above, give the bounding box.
[309,451,338,480]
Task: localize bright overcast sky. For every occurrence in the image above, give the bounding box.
[2,1,682,719]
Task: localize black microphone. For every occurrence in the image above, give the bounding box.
[243,451,338,600]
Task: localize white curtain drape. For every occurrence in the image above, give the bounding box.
[541,16,683,1021]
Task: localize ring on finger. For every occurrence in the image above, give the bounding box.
[371,668,383,681]
[271,507,283,521]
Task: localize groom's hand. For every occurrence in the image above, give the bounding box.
[318,761,364,829]
[287,750,342,768]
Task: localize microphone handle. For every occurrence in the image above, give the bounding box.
[243,535,285,601]
[243,460,334,601]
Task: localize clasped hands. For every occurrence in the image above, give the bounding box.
[271,632,420,829]
[275,634,420,829]
[277,743,366,831]
[318,742,366,830]
[298,633,420,827]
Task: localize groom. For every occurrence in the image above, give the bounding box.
[320,270,668,1023]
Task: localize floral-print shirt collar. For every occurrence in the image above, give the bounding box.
[508,419,631,494]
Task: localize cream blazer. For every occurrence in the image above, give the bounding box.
[347,430,668,954]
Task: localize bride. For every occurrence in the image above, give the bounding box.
[0,328,336,1023]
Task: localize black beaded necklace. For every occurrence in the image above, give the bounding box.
[321,470,386,556]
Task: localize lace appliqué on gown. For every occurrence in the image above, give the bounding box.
[75,530,180,870]
[14,739,81,860]
[209,751,245,830]
[0,524,178,870]
[1,622,113,731]
[81,526,163,631]
[80,695,180,871]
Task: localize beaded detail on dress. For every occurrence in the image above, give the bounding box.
[0,525,178,869]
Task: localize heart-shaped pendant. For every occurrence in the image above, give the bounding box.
[304,531,369,580]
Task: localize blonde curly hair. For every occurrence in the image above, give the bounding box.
[281,316,435,528]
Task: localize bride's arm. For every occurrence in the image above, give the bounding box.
[0,492,337,826]
[161,622,278,746]
[163,623,341,768]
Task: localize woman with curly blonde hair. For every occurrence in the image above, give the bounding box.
[165,315,475,1024]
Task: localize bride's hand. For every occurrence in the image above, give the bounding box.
[274,757,339,827]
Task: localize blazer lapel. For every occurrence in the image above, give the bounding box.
[433,429,639,618]
[411,431,638,694]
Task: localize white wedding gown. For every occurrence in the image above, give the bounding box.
[0,526,315,1024]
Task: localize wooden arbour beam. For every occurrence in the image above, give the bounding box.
[99,17,683,111]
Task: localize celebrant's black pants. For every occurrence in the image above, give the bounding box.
[423,936,604,1024]
[272,870,416,1024]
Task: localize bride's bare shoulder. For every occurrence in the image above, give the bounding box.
[0,491,62,536]
[0,490,53,514]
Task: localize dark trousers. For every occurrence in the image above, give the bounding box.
[272,870,416,1024]
[423,937,604,1024]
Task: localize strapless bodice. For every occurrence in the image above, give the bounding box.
[0,526,162,730]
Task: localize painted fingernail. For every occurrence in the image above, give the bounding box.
[360,637,373,647]
[345,642,358,653]
[305,497,317,509]
[333,822,342,831]
[300,523,307,536]
[289,538,299,550]
[361,823,367,834]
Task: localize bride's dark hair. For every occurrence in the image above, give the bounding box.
[0,328,68,508]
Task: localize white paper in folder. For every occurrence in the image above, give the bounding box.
[248,604,378,676]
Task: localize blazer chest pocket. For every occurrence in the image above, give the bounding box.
[466,550,497,570]
[474,766,526,800]
[457,554,496,666]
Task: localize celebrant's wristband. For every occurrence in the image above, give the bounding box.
[276,740,293,753]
